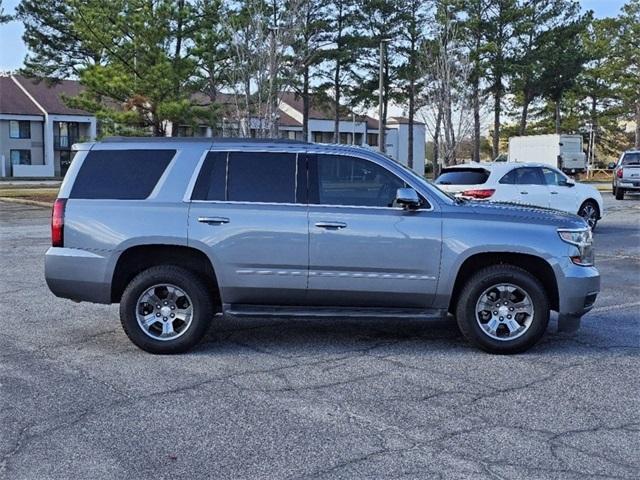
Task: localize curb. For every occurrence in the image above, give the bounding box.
[0,197,52,208]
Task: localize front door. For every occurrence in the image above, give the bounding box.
[497,167,549,208]
[188,150,308,306]
[306,153,442,308]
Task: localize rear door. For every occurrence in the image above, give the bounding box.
[188,149,308,306]
[306,153,441,308]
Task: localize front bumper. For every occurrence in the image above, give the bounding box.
[45,247,112,303]
[556,262,600,317]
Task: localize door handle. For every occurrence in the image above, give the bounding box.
[198,216,230,225]
[550,191,559,195]
[315,221,347,229]
[520,191,529,195]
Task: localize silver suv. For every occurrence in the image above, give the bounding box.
[45,138,600,354]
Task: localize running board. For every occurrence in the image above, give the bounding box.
[223,304,446,320]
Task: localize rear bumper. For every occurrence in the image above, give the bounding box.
[616,181,640,190]
[45,247,112,303]
[556,262,600,317]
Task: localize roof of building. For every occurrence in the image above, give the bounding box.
[387,116,425,126]
[0,75,92,116]
[0,76,44,116]
[13,75,91,116]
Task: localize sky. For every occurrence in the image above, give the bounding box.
[0,0,632,72]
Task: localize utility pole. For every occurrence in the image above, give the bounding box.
[378,39,388,153]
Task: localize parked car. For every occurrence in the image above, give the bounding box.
[45,138,599,355]
[434,162,603,229]
[610,150,640,200]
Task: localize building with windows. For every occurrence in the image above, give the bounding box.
[0,75,97,177]
[0,76,425,177]
[172,92,426,174]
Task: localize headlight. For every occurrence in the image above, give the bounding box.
[558,228,594,266]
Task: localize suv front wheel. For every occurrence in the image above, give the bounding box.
[455,265,549,354]
[120,266,214,354]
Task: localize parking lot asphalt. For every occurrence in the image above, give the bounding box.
[1,195,639,480]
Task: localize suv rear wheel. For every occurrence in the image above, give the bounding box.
[120,266,214,354]
[615,187,625,200]
[455,265,549,354]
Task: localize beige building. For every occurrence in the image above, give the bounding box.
[0,75,96,177]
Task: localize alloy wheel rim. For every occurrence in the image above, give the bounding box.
[475,283,534,341]
[580,204,597,228]
[136,284,194,341]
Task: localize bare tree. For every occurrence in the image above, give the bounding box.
[223,0,303,138]
[419,11,474,170]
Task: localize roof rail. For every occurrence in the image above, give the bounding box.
[101,136,310,145]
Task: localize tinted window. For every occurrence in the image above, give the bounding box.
[192,151,299,203]
[310,154,406,207]
[541,168,565,186]
[499,168,545,185]
[621,152,640,165]
[435,168,489,185]
[191,151,227,201]
[70,149,174,199]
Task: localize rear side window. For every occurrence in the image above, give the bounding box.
[499,167,545,185]
[70,149,174,199]
[192,151,300,203]
[435,168,489,185]
[621,152,640,165]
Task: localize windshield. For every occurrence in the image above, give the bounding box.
[621,152,640,165]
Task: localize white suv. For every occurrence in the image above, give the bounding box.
[434,162,603,229]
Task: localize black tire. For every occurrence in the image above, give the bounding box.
[455,265,550,354]
[120,265,214,354]
[612,186,617,196]
[615,187,624,200]
[578,200,599,230]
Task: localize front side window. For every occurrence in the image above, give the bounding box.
[499,167,545,185]
[310,154,406,207]
[191,151,300,203]
[10,149,32,165]
[10,121,30,139]
[541,167,566,186]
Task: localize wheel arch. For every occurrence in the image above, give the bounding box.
[110,244,220,306]
[448,252,559,314]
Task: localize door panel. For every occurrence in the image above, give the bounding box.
[189,202,308,305]
[308,207,441,307]
[306,153,441,308]
[188,150,308,305]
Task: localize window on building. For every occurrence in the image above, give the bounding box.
[192,151,301,204]
[69,149,175,199]
[309,154,406,207]
[367,133,378,146]
[9,121,31,139]
[10,150,32,165]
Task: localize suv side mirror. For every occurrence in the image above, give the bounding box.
[396,188,421,209]
[561,177,576,187]
[608,162,616,169]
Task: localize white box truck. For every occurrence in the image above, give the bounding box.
[507,134,587,174]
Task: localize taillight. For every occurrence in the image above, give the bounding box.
[616,168,623,178]
[461,189,495,199]
[51,198,67,247]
